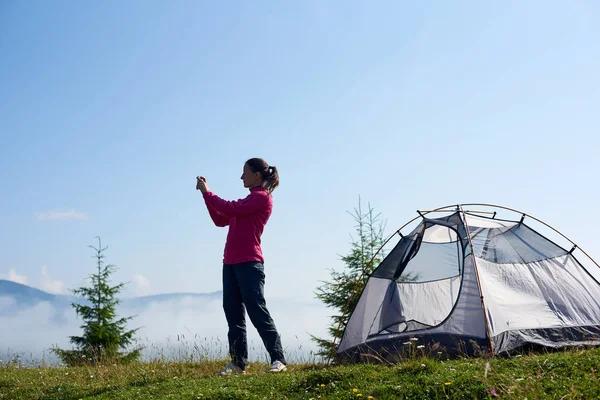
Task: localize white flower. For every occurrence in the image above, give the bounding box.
[410,337,419,341]
[417,345,425,349]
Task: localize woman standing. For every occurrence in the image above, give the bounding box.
[196,158,287,375]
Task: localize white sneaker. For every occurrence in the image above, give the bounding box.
[220,363,245,376]
[270,360,287,373]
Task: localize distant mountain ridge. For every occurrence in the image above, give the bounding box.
[0,279,222,316]
[0,279,62,303]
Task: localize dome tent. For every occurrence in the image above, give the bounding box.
[336,204,600,363]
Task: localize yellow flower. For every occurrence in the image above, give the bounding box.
[444,382,452,385]
[356,395,363,398]
[320,384,325,387]
[353,388,358,393]
[368,397,375,400]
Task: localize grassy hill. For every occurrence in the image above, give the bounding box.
[1,347,598,399]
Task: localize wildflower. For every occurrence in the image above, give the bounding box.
[444,382,452,385]
[320,384,325,387]
[417,345,425,349]
[356,395,363,398]
[410,337,419,341]
[403,342,411,345]
[420,364,426,368]
[368,397,375,400]
[353,388,358,393]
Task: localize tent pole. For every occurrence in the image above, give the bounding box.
[418,210,496,215]
[459,205,496,356]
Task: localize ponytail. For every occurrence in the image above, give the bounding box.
[245,158,280,194]
[264,165,279,194]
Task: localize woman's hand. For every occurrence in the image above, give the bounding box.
[196,176,209,193]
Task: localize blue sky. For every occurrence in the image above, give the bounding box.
[1,1,600,301]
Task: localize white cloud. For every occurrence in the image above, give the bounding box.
[7,268,28,284]
[132,274,151,296]
[0,295,331,365]
[35,209,88,221]
[40,266,65,294]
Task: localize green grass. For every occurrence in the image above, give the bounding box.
[1,347,599,399]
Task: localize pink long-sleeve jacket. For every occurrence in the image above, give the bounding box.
[202,186,272,265]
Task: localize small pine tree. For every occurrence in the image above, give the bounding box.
[53,237,141,366]
[311,198,387,360]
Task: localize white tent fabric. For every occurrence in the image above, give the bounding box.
[429,254,487,338]
[422,224,458,243]
[337,209,600,362]
[391,276,460,328]
[477,254,600,335]
[464,213,517,229]
[338,277,391,352]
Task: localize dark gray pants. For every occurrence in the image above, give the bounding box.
[222,261,286,370]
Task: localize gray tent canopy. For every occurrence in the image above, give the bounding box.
[337,204,600,363]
